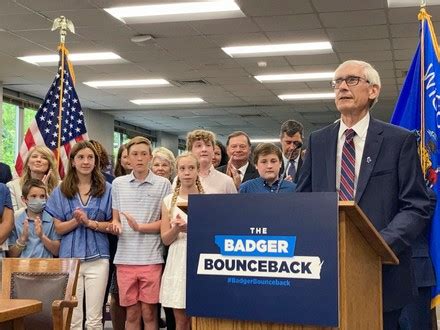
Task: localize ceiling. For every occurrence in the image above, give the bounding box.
[0,0,437,141]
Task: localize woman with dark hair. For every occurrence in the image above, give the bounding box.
[46,141,114,329]
[89,139,114,183]
[213,140,228,168]
[114,144,132,177]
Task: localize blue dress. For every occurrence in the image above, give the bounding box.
[46,182,112,260]
[0,183,12,256]
[0,183,12,215]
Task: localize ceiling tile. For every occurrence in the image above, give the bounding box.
[240,0,313,16]
[320,10,386,27]
[254,14,321,31]
[188,18,261,35]
[327,25,389,41]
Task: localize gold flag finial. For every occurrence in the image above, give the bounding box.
[51,16,75,44]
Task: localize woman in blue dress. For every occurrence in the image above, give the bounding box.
[0,183,14,257]
[46,141,113,330]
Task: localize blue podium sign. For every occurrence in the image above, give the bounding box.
[186,192,339,327]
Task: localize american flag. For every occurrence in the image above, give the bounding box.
[15,48,88,178]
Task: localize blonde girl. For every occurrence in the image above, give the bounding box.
[159,152,204,330]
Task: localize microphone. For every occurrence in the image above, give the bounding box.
[287,141,303,160]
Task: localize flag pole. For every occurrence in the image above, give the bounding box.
[51,16,75,172]
[419,5,426,175]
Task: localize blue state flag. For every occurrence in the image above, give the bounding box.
[391,8,440,306]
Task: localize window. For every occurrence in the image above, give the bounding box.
[24,107,36,131]
[1,102,18,166]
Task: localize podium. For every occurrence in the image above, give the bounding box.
[187,196,398,330]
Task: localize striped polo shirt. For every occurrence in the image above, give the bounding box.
[112,171,171,265]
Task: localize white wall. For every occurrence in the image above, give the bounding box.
[156,131,179,155]
[83,108,114,157]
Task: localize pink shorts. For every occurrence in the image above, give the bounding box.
[116,264,163,307]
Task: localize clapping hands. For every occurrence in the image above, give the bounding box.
[170,214,187,233]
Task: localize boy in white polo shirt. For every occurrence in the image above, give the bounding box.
[186,129,237,194]
[111,136,171,330]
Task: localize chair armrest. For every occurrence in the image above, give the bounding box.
[52,297,78,330]
[52,298,78,311]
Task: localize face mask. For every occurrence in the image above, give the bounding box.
[27,198,46,214]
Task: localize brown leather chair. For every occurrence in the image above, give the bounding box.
[1,258,80,330]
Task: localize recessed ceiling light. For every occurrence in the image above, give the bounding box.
[250,138,280,143]
[84,79,171,88]
[18,52,124,66]
[222,41,333,58]
[255,72,334,83]
[105,1,244,24]
[387,0,440,7]
[278,93,335,101]
[131,97,205,105]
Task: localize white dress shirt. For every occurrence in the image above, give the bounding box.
[336,112,370,195]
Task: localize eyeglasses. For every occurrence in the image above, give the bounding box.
[330,76,370,89]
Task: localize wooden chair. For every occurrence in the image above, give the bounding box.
[1,258,80,330]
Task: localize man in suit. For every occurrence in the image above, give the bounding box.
[279,120,304,183]
[296,60,431,328]
[399,189,436,329]
[217,131,259,189]
[0,162,12,184]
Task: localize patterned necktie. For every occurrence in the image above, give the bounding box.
[339,129,356,201]
[287,160,296,178]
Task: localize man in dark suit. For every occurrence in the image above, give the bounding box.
[399,189,436,329]
[0,162,12,184]
[279,120,304,183]
[296,60,431,329]
[217,131,258,189]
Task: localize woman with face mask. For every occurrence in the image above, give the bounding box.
[8,178,60,258]
[7,145,60,217]
[45,141,115,330]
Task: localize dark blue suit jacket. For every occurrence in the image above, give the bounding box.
[297,117,431,312]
